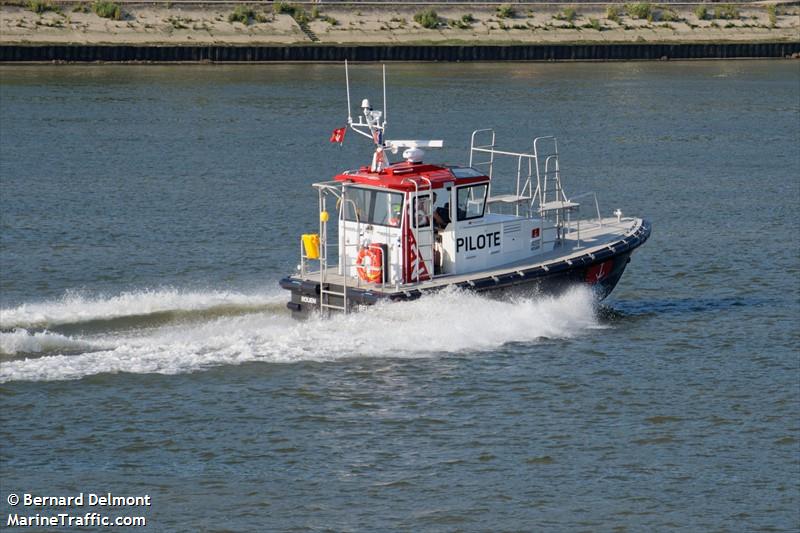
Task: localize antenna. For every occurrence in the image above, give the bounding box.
[345,62,386,145]
[382,64,387,130]
[345,59,352,124]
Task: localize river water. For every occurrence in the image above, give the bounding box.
[1,62,798,531]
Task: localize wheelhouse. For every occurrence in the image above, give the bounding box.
[302,142,563,292]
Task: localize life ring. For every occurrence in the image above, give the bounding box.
[356,245,383,283]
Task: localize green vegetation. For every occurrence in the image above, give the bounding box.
[92,0,121,20]
[606,5,622,23]
[694,5,708,20]
[293,7,310,24]
[587,17,602,30]
[660,7,680,22]
[27,0,59,14]
[766,4,778,26]
[555,7,577,22]
[321,15,338,25]
[414,8,440,29]
[449,13,475,29]
[228,5,255,24]
[272,1,292,14]
[272,2,312,24]
[167,15,187,29]
[713,4,739,20]
[625,3,651,20]
[496,4,515,19]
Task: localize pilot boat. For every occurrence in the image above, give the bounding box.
[280,65,651,318]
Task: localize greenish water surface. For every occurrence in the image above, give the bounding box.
[1,62,798,531]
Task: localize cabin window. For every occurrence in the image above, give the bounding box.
[343,187,404,227]
[413,194,433,228]
[450,167,485,179]
[456,183,488,221]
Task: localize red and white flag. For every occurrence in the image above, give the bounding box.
[329,127,346,144]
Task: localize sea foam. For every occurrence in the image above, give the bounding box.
[0,285,599,383]
[0,328,105,357]
[0,288,282,330]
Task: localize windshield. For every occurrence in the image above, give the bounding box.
[343,187,404,227]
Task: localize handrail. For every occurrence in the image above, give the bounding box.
[568,191,602,225]
[469,128,496,180]
[471,129,542,216]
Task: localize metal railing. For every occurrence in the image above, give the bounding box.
[470,128,538,217]
[557,191,606,249]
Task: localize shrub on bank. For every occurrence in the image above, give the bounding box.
[228,5,255,24]
[27,0,59,14]
[660,8,680,22]
[293,7,310,24]
[92,0,121,20]
[606,5,622,23]
[555,7,577,22]
[273,2,312,24]
[414,9,440,29]
[694,5,708,20]
[273,1,292,15]
[766,4,778,26]
[496,4,515,19]
[714,4,739,20]
[449,13,475,29]
[625,3,651,20]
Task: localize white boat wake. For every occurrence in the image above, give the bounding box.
[0,285,600,383]
[0,287,281,330]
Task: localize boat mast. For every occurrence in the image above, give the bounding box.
[344,61,389,171]
[343,62,444,170]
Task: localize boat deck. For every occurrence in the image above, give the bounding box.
[296,217,643,295]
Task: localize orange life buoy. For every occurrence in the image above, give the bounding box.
[356,245,383,283]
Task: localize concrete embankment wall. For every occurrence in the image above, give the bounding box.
[2,42,798,62]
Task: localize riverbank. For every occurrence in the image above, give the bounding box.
[1,2,798,47]
[3,42,799,62]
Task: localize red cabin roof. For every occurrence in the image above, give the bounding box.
[333,161,488,192]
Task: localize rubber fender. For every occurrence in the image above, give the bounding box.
[299,280,321,296]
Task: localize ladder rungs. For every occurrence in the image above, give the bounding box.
[321,289,345,296]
